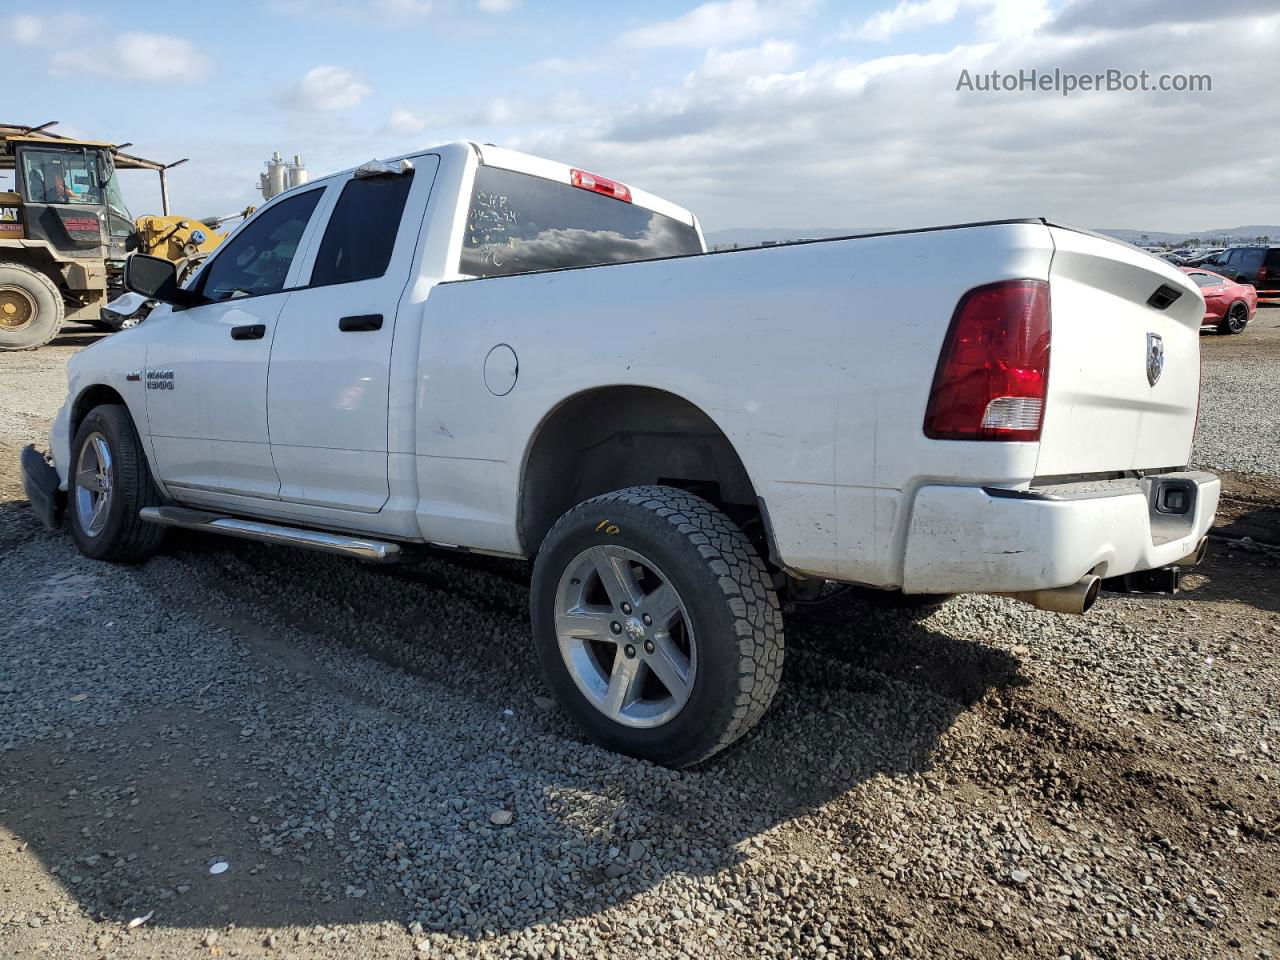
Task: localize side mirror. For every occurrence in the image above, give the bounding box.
[124,254,200,307]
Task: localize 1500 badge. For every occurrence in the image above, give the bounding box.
[145,369,175,390]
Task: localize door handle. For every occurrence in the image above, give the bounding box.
[339,313,383,332]
[230,323,266,340]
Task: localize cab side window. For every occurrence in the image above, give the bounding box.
[196,189,323,301]
[1235,249,1264,274]
[310,172,414,286]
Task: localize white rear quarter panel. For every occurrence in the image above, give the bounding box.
[409,221,1056,584]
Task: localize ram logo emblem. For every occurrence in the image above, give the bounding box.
[1145,333,1164,387]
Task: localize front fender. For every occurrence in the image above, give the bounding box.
[58,336,152,489]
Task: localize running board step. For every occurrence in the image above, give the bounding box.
[139,506,402,562]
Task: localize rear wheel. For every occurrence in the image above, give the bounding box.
[0,262,63,351]
[531,486,784,767]
[1218,301,1249,334]
[68,405,166,562]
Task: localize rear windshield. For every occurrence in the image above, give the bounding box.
[459,165,702,278]
[1266,248,1280,268]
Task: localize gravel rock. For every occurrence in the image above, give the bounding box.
[1194,357,1280,475]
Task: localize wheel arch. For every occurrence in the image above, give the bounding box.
[70,384,130,440]
[0,243,71,291]
[1223,298,1251,331]
[516,385,764,557]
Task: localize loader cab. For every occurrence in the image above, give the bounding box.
[4,139,135,260]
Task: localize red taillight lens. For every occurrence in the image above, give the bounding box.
[570,168,632,203]
[1259,266,1268,282]
[923,279,1051,442]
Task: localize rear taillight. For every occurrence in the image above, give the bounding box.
[1259,266,1268,282]
[923,279,1051,442]
[570,168,632,203]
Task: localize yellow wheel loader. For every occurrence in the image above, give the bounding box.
[0,122,247,349]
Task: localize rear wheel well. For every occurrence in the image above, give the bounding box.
[71,385,127,438]
[518,387,762,556]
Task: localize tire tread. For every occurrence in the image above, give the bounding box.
[542,485,783,763]
[70,405,165,562]
[0,261,63,351]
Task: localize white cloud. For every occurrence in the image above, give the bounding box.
[976,0,1051,39]
[378,0,433,14]
[385,108,427,135]
[1051,0,1277,33]
[113,33,212,83]
[49,31,211,84]
[12,14,42,44]
[622,0,813,49]
[497,7,1280,235]
[477,0,520,11]
[849,0,961,42]
[279,66,372,112]
[267,0,432,17]
[847,0,1050,42]
[698,40,798,80]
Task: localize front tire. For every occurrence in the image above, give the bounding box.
[0,262,63,351]
[531,486,784,768]
[1218,301,1249,334]
[68,405,166,562]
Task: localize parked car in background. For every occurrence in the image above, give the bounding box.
[1186,247,1227,267]
[1181,267,1256,333]
[1196,245,1280,306]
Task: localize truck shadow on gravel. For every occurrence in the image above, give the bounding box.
[1,513,1175,944]
[1180,543,1280,614]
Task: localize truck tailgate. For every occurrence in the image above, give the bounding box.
[1036,226,1204,477]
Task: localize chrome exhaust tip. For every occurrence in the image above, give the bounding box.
[1001,574,1102,615]
[1174,536,1208,568]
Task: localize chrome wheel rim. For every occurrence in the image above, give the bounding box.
[1228,304,1247,332]
[74,431,114,537]
[554,545,697,728]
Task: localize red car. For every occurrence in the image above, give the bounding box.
[1181,267,1257,334]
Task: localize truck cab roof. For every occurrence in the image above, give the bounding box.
[293,141,700,233]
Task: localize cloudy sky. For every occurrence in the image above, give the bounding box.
[8,0,1279,234]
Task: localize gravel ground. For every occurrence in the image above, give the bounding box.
[1194,309,1280,476]
[1,320,1278,960]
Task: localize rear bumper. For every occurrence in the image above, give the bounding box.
[901,471,1219,594]
[20,444,65,531]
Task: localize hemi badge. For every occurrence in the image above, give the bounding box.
[126,370,141,382]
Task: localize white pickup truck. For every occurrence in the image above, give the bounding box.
[22,142,1219,766]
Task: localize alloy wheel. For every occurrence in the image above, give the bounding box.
[553,545,697,728]
[74,431,114,538]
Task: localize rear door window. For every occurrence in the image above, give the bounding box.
[310,171,415,286]
[459,165,701,278]
[195,188,323,300]
[1233,248,1265,274]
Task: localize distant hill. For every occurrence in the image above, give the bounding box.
[1096,226,1279,245]
[706,224,1280,249]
